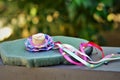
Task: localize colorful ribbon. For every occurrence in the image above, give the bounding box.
[25,33,120,68]
[56,42,120,68]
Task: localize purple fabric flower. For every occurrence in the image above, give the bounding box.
[25,33,54,52]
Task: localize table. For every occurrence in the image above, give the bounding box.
[0,47,120,80]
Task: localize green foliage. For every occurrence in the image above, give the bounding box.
[0,0,119,45]
[66,0,115,44]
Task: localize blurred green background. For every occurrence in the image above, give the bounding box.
[0,0,120,46]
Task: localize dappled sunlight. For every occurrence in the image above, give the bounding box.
[21,28,30,38]
[107,13,120,22]
[0,0,120,46]
[18,13,26,28]
[30,7,37,17]
[96,2,105,11]
[32,16,39,24]
[46,14,53,22]
[0,26,13,41]
[93,13,105,23]
[112,14,120,22]
[53,11,59,19]
[107,13,115,21]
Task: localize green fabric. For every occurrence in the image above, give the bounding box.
[0,36,88,67]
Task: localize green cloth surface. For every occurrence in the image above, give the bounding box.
[0,36,88,67]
